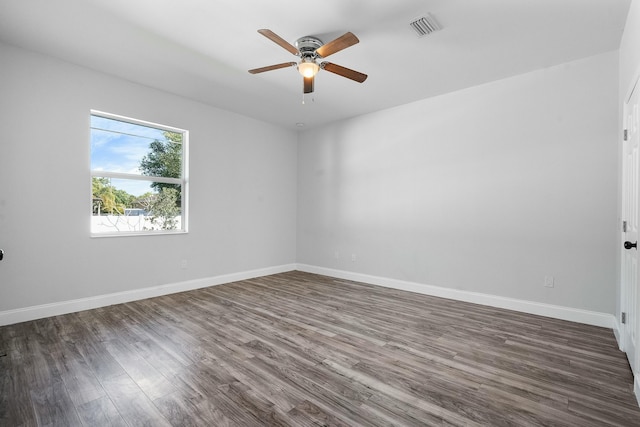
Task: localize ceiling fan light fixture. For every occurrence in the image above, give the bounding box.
[298,59,319,78]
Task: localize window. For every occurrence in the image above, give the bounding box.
[90,111,188,236]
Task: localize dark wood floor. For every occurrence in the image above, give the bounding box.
[1,271,639,426]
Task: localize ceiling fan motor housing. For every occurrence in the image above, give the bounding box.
[295,36,323,59]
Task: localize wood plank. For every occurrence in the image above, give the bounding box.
[0,339,38,425]
[51,340,106,407]
[153,390,232,427]
[101,373,172,426]
[29,379,83,427]
[103,338,176,401]
[76,395,128,427]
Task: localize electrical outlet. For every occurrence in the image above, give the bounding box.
[334,251,340,260]
[544,276,554,288]
[181,259,188,269]
[351,254,357,262]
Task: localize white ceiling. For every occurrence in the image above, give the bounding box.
[0,0,631,130]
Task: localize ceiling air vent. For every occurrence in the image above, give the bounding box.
[409,14,440,37]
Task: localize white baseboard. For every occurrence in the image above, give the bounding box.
[0,263,615,330]
[296,264,615,329]
[636,376,640,408]
[0,264,297,326]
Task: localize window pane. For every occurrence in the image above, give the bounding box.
[89,112,187,236]
[90,115,182,178]
[91,177,183,234]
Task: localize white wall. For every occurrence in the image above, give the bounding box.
[298,51,619,314]
[0,42,297,313]
[620,0,640,96]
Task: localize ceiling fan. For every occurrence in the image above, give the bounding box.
[248,29,368,94]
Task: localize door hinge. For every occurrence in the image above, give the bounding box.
[624,129,628,141]
[623,220,628,232]
[622,312,627,324]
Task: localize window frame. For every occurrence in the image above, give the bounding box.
[90,110,189,237]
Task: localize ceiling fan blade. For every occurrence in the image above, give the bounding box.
[257,29,299,56]
[304,76,314,94]
[248,62,297,74]
[316,32,359,58]
[321,62,368,83]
